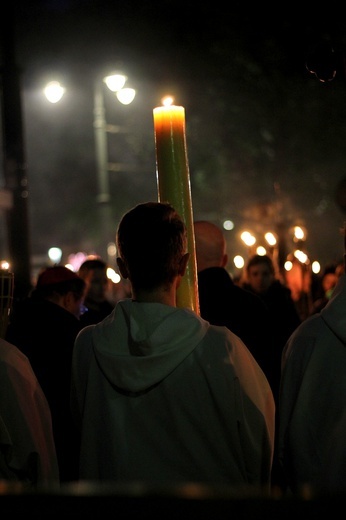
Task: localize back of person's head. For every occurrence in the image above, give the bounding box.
[116,202,187,291]
[193,221,228,272]
[32,266,86,318]
[34,266,85,299]
[78,257,107,279]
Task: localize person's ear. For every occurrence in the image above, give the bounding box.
[116,257,129,279]
[62,292,72,307]
[62,291,76,313]
[179,253,190,276]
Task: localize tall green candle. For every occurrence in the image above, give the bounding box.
[153,100,199,313]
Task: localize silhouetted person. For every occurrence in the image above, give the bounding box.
[279,236,346,495]
[0,337,59,486]
[71,202,275,490]
[0,274,59,486]
[241,253,301,494]
[241,254,301,404]
[6,266,86,483]
[310,265,338,315]
[78,257,114,325]
[194,220,274,385]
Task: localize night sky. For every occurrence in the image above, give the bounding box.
[2,2,346,271]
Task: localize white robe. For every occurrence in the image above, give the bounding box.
[71,300,275,490]
[0,338,59,485]
[279,274,346,494]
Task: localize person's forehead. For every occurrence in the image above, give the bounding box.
[249,264,271,274]
[89,269,108,281]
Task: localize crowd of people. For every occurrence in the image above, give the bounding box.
[0,201,345,499]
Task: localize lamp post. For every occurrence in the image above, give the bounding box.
[93,79,112,259]
[44,73,136,260]
[1,18,33,298]
[93,74,130,208]
[93,74,136,259]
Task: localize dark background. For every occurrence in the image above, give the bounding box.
[2,1,346,273]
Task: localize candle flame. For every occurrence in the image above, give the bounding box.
[162,96,174,107]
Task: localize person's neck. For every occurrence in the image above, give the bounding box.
[132,284,177,307]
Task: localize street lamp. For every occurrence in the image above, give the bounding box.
[44,72,136,259]
[93,72,136,258]
[43,81,65,103]
[1,21,32,298]
[48,246,62,265]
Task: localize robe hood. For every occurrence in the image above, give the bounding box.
[90,299,210,393]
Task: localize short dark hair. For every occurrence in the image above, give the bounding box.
[246,254,275,275]
[117,202,187,291]
[32,265,86,300]
[78,258,107,278]
[32,278,86,300]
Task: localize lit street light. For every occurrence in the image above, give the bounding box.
[44,72,136,259]
[43,81,65,103]
[93,72,136,259]
[48,246,62,265]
